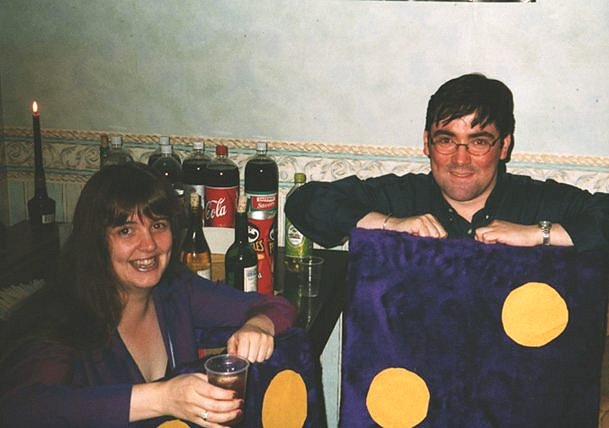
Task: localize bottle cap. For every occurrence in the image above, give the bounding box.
[111,136,122,147]
[256,142,267,153]
[160,136,170,145]
[160,144,172,155]
[193,141,204,150]
[216,145,228,156]
[294,172,306,183]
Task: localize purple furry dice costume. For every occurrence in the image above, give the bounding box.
[341,228,608,427]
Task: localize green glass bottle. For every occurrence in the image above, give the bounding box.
[284,173,313,271]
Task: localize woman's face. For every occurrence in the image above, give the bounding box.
[106,212,173,293]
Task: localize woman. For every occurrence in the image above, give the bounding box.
[0,162,296,427]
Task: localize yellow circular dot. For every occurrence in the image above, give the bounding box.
[502,282,569,347]
[366,367,430,428]
[262,369,307,428]
[157,420,189,428]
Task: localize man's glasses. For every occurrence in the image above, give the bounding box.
[430,135,500,156]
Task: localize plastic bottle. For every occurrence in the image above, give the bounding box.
[244,142,278,295]
[204,145,239,228]
[285,172,313,271]
[181,192,211,279]
[182,141,211,203]
[225,192,258,292]
[148,136,181,166]
[105,136,134,166]
[151,144,184,198]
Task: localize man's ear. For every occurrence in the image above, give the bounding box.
[423,131,431,157]
[499,134,513,161]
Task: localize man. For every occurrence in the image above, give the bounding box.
[284,73,609,252]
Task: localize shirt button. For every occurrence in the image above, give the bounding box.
[467,228,473,235]
[485,215,490,220]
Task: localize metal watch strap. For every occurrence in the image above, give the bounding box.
[538,221,552,246]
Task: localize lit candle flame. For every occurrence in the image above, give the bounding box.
[32,101,39,114]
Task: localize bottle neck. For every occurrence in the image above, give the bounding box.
[191,205,203,231]
[235,211,248,243]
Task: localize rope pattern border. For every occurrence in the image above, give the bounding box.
[5,127,609,167]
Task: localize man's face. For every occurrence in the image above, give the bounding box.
[423,112,511,213]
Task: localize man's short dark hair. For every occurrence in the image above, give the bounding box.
[425,73,515,137]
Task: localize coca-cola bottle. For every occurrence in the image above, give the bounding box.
[244,142,278,295]
[151,144,184,198]
[204,145,239,228]
[182,141,211,203]
[148,136,181,166]
[105,136,134,166]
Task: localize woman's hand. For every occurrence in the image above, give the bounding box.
[227,314,275,363]
[131,373,243,427]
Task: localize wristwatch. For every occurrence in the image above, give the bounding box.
[538,221,552,246]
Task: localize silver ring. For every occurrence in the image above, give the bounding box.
[201,409,208,421]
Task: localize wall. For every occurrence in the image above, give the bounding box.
[1,0,609,156]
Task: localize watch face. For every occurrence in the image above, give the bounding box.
[539,221,551,245]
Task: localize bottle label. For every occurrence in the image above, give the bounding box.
[249,193,277,212]
[204,186,237,227]
[243,265,258,292]
[285,220,312,259]
[42,213,56,224]
[196,268,212,280]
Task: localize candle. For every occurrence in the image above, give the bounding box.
[32,101,41,149]
[28,100,56,226]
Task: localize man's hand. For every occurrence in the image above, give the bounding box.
[475,220,573,247]
[357,212,448,238]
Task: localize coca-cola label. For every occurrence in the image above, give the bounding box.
[248,217,275,295]
[204,186,237,227]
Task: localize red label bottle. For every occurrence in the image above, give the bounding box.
[244,142,278,295]
[204,145,239,228]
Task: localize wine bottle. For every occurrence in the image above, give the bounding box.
[28,101,56,227]
[225,192,258,292]
[181,192,212,279]
[99,133,110,169]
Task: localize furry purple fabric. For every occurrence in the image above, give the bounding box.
[172,327,323,427]
[341,228,608,427]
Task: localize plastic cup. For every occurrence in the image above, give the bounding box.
[204,354,249,399]
[296,256,324,297]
